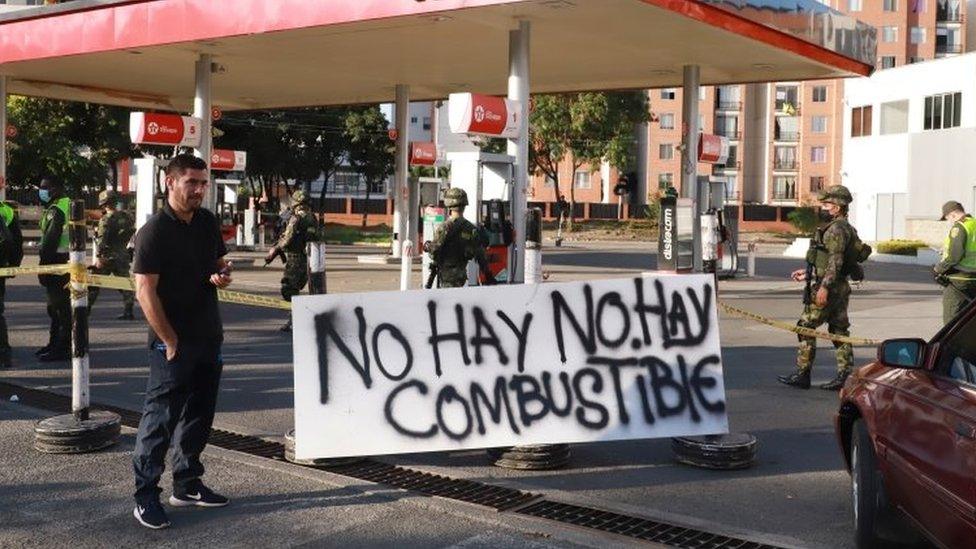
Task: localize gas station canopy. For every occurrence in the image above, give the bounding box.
[0,0,875,111]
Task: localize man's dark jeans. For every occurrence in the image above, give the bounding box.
[133,342,223,504]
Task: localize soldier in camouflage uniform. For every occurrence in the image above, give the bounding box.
[266,190,318,332]
[424,188,495,288]
[89,190,136,320]
[778,185,863,391]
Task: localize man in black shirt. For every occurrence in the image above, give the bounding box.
[131,154,233,529]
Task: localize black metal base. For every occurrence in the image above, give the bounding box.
[283,429,364,467]
[489,444,570,470]
[671,433,758,470]
[33,411,121,454]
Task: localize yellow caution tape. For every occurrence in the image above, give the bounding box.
[0,264,70,277]
[719,301,880,347]
[87,271,291,310]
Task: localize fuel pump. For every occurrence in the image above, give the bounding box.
[480,199,514,283]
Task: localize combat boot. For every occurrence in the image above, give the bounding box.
[34,343,52,357]
[117,306,135,321]
[820,371,850,391]
[280,320,292,333]
[777,370,811,389]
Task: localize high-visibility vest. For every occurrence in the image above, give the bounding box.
[40,197,71,254]
[0,203,14,228]
[943,216,976,271]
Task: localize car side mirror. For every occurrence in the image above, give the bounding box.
[878,338,927,369]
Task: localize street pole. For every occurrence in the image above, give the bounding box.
[681,64,702,272]
[507,20,530,284]
[34,201,121,454]
[0,74,6,202]
[393,84,410,259]
[194,53,214,211]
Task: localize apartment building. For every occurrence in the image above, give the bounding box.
[647,0,967,207]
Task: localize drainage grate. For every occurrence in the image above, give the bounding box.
[517,501,779,549]
[1,382,784,547]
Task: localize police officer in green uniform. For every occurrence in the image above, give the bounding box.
[37,176,71,362]
[934,200,976,324]
[779,185,867,390]
[265,190,318,332]
[424,188,495,288]
[0,200,24,368]
[89,189,136,320]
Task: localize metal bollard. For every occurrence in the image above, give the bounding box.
[34,200,120,454]
[525,207,543,284]
[747,242,756,278]
[308,242,327,295]
[399,240,414,291]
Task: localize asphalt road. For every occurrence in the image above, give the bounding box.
[0,242,944,548]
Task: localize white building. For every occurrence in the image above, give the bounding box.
[843,52,976,244]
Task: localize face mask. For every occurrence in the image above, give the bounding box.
[818,209,833,223]
[39,189,51,204]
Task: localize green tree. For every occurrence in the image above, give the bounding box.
[529,91,649,230]
[344,106,394,227]
[6,97,135,196]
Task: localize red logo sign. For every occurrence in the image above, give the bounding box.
[409,142,438,166]
[448,93,521,138]
[697,134,730,164]
[210,149,247,171]
[130,112,202,147]
[388,128,398,141]
[211,106,222,122]
[5,124,16,139]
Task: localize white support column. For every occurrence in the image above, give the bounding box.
[681,65,702,272]
[0,75,7,202]
[392,84,410,258]
[507,20,530,284]
[194,54,214,211]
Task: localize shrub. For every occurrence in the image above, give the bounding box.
[786,207,818,235]
[876,239,928,256]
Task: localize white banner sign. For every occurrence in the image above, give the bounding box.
[293,275,728,459]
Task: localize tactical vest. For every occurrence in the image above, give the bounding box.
[282,209,315,254]
[40,197,71,254]
[943,216,976,271]
[807,218,868,280]
[0,203,13,265]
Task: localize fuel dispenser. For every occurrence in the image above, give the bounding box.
[696,176,738,277]
[443,151,516,285]
[133,156,170,231]
[657,194,695,272]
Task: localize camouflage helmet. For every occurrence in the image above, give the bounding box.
[98,189,119,207]
[817,185,853,207]
[443,187,468,208]
[291,190,309,205]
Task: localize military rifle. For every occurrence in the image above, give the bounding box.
[263,247,286,267]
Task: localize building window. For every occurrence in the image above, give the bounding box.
[775,86,799,114]
[812,86,828,102]
[849,0,862,10]
[812,116,828,133]
[880,100,909,134]
[422,117,431,131]
[775,116,800,141]
[810,146,827,164]
[658,173,674,190]
[661,88,676,100]
[723,174,738,200]
[773,176,797,200]
[908,56,925,64]
[936,27,962,54]
[659,143,674,160]
[410,116,418,124]
[912,0,926,13]
[937,0,962,21]
[774,146,798,170]
[880,56,896,69]
[715,114,739,138]
[660,113,675,129]
[851,105,873,137]
[810,176,825,192]
[882,26,898,43]
[924,92,962,130]
[883,0,897,11]
[544,175,556,188]
[574,171,592,189]
[910,27,926,44]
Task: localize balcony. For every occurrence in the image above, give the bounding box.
[773,159,799,171]
[936,43,963,54]
[712,161,740,172]
[773,188,797,201]
[714,129,741,140]
[774,131,800,142]
[937,9,964,23]
[774,101,800,116]
[715,100,742,111]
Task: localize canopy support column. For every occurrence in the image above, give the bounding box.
[194,53,214,211]
[680,64,702,273]
[392,84,410,259]
[507,20,530,284]
[0,75,7,202]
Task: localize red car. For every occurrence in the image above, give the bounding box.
[836,301,976,548]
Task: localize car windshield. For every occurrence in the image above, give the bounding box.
[939,310,976,384]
